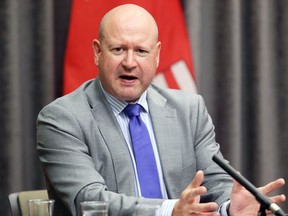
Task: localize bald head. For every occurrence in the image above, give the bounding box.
[98,4,159,42]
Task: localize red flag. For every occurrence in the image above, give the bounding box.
[63,0,196,94]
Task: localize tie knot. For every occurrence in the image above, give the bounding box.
[123,103,142,118]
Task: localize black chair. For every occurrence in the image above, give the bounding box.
[8,190,48,216]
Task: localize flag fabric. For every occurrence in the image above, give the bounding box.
[63,0,196,94]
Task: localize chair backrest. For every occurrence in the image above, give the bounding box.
[8,190,48,216]
[8,192,21,216]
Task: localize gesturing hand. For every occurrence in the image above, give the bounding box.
[172,170,220,216]
[229,177,286,216]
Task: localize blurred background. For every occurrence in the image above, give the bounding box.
[1,0,288,215]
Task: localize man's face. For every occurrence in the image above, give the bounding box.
[93,16,161,102]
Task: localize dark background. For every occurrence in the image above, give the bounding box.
[1,0,288,215]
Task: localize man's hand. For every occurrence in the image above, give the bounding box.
[229,177,286,216]
[172,170,220,216]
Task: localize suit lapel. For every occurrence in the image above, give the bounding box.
[85,79,136,196]
[84,80,183,198]
[147,87,183,198]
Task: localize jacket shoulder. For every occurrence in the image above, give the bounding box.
[149,84,204,108]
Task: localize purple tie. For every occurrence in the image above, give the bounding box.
[123,103,162,198]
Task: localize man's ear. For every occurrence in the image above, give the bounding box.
[156,41,161,68]
[92,39,101,65]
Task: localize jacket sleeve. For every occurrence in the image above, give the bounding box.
[193,95,233,205]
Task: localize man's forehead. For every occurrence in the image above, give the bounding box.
[98,4,158,41]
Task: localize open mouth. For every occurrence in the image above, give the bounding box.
[120,75,137,80]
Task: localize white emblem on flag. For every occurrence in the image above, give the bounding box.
[153,60,197,93]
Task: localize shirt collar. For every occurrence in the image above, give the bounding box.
[99,82,149,115]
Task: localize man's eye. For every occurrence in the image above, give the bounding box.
[114,48,122,52]
[137,49,146,53]
[111,47,124,54]
[135,49,148,56]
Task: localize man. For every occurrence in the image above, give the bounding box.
[37,4,286,216]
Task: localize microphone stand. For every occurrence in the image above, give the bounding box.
[259,205,266,216]
[212,154,286,216]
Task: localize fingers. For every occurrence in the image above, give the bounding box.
[190,170,204,188]
[173,200,218,216]
[181,184,206,204]
[268,194,286,204]
[177,201,219,215]
[260,178,285,195]
[184,171,206,203]
[186,186,206,203]
[173,170,219,215]
[232,175,285,198]
[188,210,220,216]
[188,202,218,213]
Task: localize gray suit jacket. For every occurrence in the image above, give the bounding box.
[37,78,232,216]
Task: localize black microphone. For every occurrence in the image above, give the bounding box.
[212,154,286,216]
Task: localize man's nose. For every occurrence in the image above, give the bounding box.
[122,50,137,69]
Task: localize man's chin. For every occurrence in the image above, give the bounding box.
[120,93,142,103]
[114,88,142,102]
